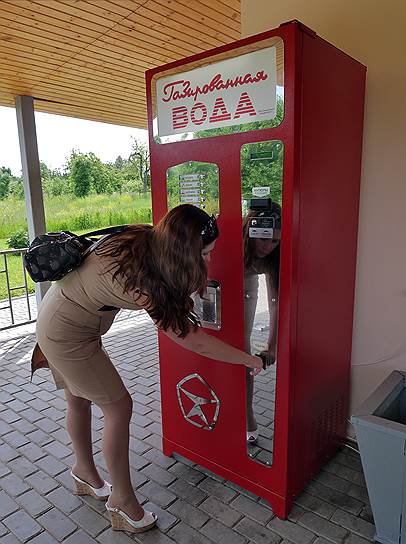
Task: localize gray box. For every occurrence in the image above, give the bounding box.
[352,370,406,544]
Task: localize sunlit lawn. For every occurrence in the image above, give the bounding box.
[0,192,152,301]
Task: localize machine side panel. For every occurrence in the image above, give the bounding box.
[292,32,366,494]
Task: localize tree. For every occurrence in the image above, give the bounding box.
[88,154,110,194]
[39,161,68,197]
[67,151,94,197]
[128,139,150,194]
[0,167,13,199]
[8,175,24,199]
[114,155,125,170]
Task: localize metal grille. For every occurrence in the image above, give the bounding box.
[303,395,346,480]
[314,396,345,456]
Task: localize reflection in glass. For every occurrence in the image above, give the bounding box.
[166,161,219,216]
[241,141,283,467]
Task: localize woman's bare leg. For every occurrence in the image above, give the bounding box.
[246,368,257,432]
[65,389,104,488]
[98,392,144,520]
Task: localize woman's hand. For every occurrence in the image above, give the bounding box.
[163,326,264,373]
[245,355,263,376]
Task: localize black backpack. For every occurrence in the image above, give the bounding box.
[24,226,127,283]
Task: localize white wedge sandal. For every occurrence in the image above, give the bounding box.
[70,470,112,501]
[106,502,157,533]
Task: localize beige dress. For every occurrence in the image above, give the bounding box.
[33,250,143,404]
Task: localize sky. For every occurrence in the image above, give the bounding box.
[0,105,148,176]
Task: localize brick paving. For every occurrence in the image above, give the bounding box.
[0,295,37,332]
[0,310,375,544]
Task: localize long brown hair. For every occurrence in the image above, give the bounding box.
[96,204,218,337]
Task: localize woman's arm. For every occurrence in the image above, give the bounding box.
[133,290,263,375]
[163,326,263,376]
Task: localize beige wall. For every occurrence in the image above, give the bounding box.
[242,1,406,413]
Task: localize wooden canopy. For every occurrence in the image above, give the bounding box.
[0,0,240,128]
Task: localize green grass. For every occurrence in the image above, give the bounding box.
[0,249,34,301]
[0,192,152,239]
[0,192,152,300]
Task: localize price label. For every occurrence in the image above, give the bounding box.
[179,181,201,189]
[179,174,205,180]
[180,196,204,203]
[180,188,204,196]
[252,186,271,197]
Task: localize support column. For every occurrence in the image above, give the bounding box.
[15,95,49,305]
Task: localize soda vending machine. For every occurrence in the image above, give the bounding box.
[146,20,366,518]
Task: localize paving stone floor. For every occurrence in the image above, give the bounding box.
[0,310,375,544]
[0,294,37,333]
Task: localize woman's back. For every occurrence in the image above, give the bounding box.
[60,250,143,314]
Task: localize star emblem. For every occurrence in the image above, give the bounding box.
[176,374,220,430]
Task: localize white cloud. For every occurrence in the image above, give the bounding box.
[0,105,148,176]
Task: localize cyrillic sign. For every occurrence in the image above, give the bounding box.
[156,47,277,137]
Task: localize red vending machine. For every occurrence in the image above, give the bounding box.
[146,20,366,518]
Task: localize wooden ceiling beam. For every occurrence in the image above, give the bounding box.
[0,0,241,128]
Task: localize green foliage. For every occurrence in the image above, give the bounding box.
[89,155,110,194]
[42,174,69,197]
[0,167,23,200]
[0,167,12,199]
[40,161,70,197]
[240,140,283,205]
[8,176,24,199]
[63,148,149,197]
[7,229,29,249]
[0,251,35,300]
[67,151,94,197]
[166,161,219,214]
[1,138,151,203]
[114,155,124,170]
[0,192,152,239]
[128,139,150,193]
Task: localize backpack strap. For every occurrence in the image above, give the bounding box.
[81,225,128,257]
[79,225,128,239]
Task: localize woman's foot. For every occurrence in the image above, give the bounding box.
[107,495,157,532]
[70,470,112,500]
[71,464,105,489]
[107,495,145,522]
[71,464,111,500]
[106,500,157,533]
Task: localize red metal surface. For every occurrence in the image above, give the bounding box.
[145,20,366,518]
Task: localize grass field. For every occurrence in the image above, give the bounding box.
[0,192,152,239]
[0,192,152,301]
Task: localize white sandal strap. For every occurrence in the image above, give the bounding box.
[70,470,112,496]
[106,503,157,528]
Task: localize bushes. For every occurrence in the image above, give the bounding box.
[7,229,29,249]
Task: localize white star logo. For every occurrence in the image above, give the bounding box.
[176,374,220,430]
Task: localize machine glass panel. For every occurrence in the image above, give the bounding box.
[167,162,221,330]
[241,140,283,467]
[151,37,284,144]
[166,161,219,215]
